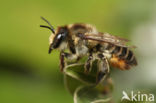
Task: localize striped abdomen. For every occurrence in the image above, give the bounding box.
[107,45,137,70]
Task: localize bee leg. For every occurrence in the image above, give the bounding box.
[96,53,110,84]
[76,56,82,62]
[60,52,65,72]
[60,52,79,72]
[84,53,93,74]
[63,52,78,61]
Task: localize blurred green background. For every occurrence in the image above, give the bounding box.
[0,0,156,103]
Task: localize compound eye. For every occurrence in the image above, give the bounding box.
[57,34,62,40]
[57,33,66,40]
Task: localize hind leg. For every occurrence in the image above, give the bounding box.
[96,53,110,84]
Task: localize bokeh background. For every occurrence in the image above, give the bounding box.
[0,0,156,103]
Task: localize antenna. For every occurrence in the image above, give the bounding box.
[40,16,55,34]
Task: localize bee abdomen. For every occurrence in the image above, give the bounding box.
[110,46,137,70]
[125,50,137,66]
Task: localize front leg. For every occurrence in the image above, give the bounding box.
[96,53,110,84]
[60,52,65,72]
[59,51,79,72]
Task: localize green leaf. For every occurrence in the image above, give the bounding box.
[73,86,112,103]
[64,63,96,85]
[63,62,114,103]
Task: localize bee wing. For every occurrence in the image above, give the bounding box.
[102,32,130,42]
[77,33,136,48]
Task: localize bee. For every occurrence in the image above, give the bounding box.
[40,17,137,84]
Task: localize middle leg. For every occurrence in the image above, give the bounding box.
[84,53,93,74]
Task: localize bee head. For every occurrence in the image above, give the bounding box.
[40,17,68,53]
[48,26,69,53]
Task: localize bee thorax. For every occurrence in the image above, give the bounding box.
[76,45,88,56]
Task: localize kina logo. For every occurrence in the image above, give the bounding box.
[121,90,154,102]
